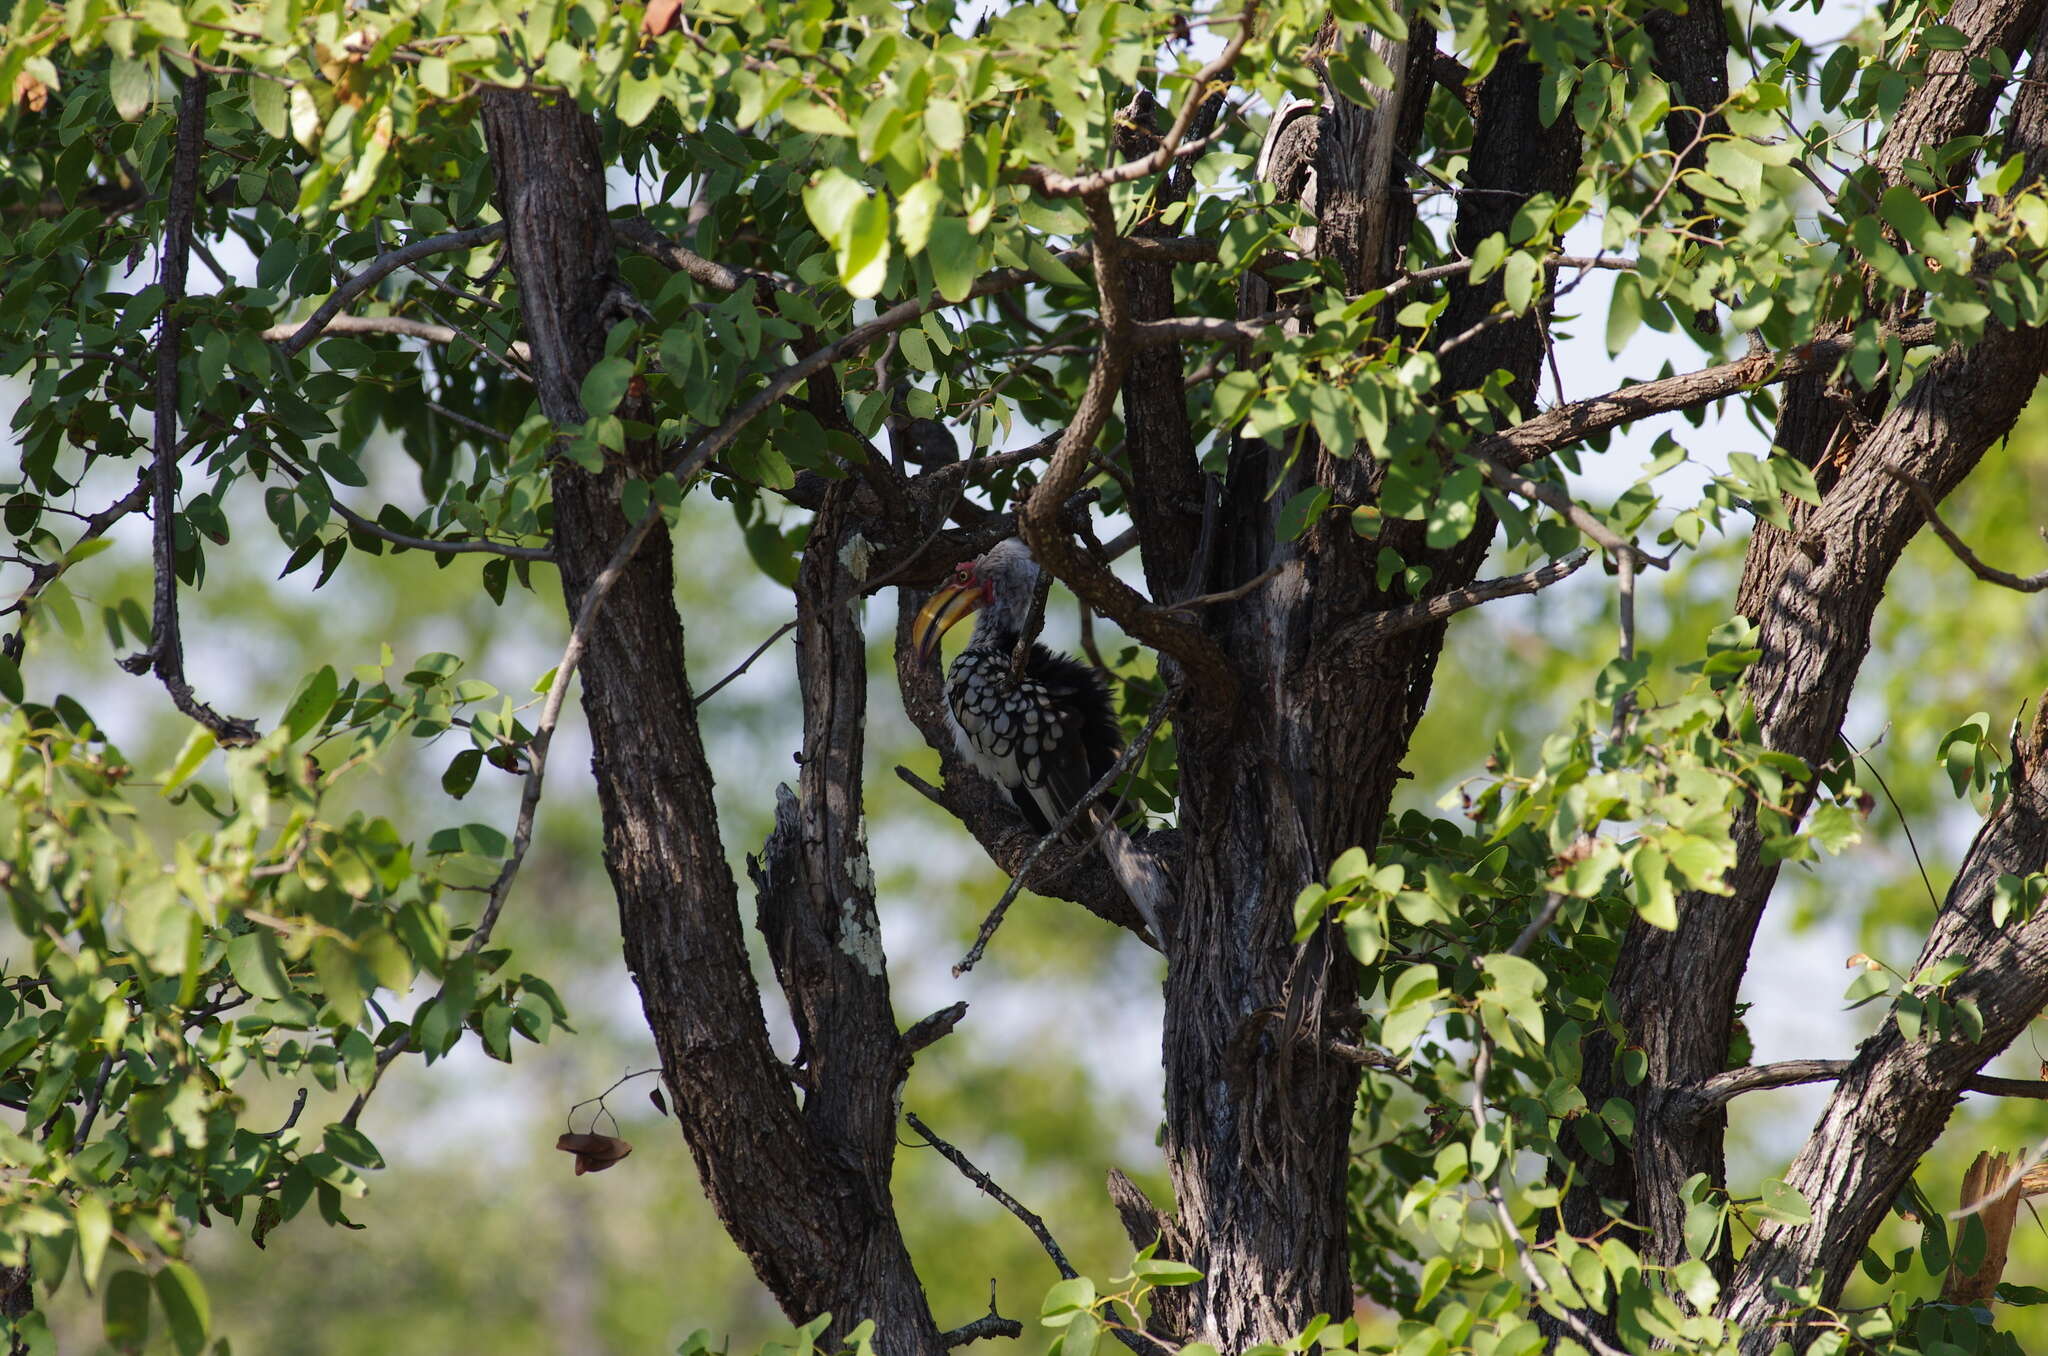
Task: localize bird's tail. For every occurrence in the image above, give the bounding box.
[1086,805,1169,952]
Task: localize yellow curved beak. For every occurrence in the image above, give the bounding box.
[911,582,984,662]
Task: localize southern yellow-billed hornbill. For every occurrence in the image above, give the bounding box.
[911,540,1165,943]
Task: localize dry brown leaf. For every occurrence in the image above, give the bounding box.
[14,70,49,113]
[556,1132,633,1175]
[641,0,682,36]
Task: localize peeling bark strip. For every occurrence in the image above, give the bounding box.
[478,89,943,1355]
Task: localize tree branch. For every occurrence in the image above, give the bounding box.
[903,1002,969,1055]
[276,223,505,357]
[613,216,787,297]
[266,448,552,563]
[1884,464,2048,591]
[942,1313,1023,1349]
[1322,550,1589,650]
[1012,6,1256,199]
[117,72,258,746]
[2,469,150,664]
[904,1111,1077,1280]
[1723,694,2048,1343]
[260,313,536,369]
[1684,1059,2048,1111]
[1016,196,1236,698]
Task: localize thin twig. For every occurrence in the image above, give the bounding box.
[71,1057,116,1145]
[1326,552,1590,648]
[1163,564,1283,612]
[1467,450,1670,571]
[254,1087,308,1139]
[423,400,510,444]
[267,447,551,562]
[1841,731,1939,910]
[905,1111,1077,1279]
[278,223,505,357]
[1886,465,2048,592]
[955,687,1179,976]
[694,620,797,706]
[1,469,150,663]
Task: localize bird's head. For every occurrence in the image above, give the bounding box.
[911,538,1040,662]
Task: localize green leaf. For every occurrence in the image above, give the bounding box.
[1040,1276,1095,1324]
[441,747,483,799]
[897,179,940,255]
[1818,46,1857,110]
[281,665,338,742]
[617,70,660,127]
[0,652,22,704]
[783,100,855,138]
[927,218,979,303]
[1061,1308,1100,1356]
[110,56,152,120]
[104,1269,150,1348]
[1631,845,1676,930]
[250,76,288,139]
[75,1193,111,1289]
[924,98,965,152]
[323,1122,386,1169]
[1481,953,1546,996]
[1277,488,1331,542]
[832,195,891,299]
[1503,253,1540,316]
[1380,1002,1433,1054]
[225,932,292,1002]
[1131,1258,1203,1285]
[1878,185,1936,250]
[1684,1194,1724,1261]
[1416,1255,1452,1307]
[1754,1179,1813,1226]
[1606,273,1645,355]
[803,168,867,241]
[153,1261,210,1356]
[581,357,636,419]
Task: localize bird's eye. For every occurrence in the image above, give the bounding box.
[954,568,971,583]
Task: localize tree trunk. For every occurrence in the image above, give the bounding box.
[480,88,945,1355]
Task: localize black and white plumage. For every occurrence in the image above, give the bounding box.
[912,540,1122,838]
[912,540,1165,943]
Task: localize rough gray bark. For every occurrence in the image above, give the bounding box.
[1721,704,2048,1347]
[479,88,945,1356]
[478,5,2048,1353]
[1559,0,2048,1329]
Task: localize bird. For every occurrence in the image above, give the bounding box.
[911,539,1167,945]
